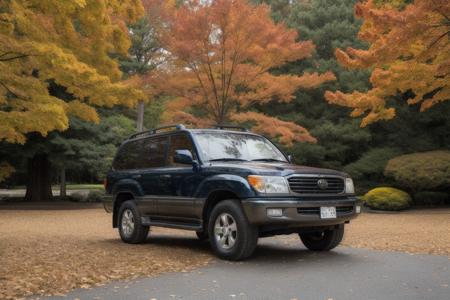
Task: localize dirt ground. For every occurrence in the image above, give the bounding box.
[0,206,212,300]
[341,208,450,256]
[0,205,449,299]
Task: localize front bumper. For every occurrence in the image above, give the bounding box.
[241,197,360,226]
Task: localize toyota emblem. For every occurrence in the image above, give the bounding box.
[317,178,328,190]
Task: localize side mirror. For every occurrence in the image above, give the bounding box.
[174,149,194,164]
[287,154,294,164]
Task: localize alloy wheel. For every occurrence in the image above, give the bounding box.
[214,213,238,250]
[121,209,135,237]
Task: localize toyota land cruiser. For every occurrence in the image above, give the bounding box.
[103,124,360,260]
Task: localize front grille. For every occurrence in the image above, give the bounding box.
[297,207,320,214]
[288,176,344,194]
[297,206,354,215]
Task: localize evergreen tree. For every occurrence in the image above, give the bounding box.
[0,110,135,193]
[120,1,167,131]
[256,0,371,169]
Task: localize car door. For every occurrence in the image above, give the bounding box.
[134,136,170,215]
[136,136,171,194]
[156,133,204,218]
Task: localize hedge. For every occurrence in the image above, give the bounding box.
[413,191,449,206]
[384,151,450,192]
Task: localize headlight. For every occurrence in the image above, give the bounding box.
[345,178,355,194]
[248,175,289,194]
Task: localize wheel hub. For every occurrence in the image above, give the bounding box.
[214,213,237,250]
[121,209,135,237]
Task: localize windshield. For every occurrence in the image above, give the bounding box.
[194,132,288,162]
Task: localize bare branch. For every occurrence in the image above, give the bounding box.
[0,54,30,62]
[188,62,220,121]
[428,30,450,49]
[0,81,21,99]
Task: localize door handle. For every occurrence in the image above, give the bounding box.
[132,174,142,179]
[160,174,171,179]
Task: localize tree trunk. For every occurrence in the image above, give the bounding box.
[60,167,66,199]
[24,153,53,202]
[136,100,145,132]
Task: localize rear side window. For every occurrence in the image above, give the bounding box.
[140,137,167,168]
[113,137,168,170]
[167,134,196,166]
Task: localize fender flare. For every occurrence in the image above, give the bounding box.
[195,174,256,199]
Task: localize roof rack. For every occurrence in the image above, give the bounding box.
[127,124,186,140]
[213,124,249,132]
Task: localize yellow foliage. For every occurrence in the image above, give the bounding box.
[0,0,144,144]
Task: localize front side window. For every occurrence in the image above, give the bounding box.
[193,132,287,162]
[167,134,196,166]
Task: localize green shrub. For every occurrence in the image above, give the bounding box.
[384,151,450,192]
[344,147,401,181]
[413,191,449,206]
[362,187,412,211]
[86,190,104,202]
[67,192,86,202]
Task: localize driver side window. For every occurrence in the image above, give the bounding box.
[168,134,196,166]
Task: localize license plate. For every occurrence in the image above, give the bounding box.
[320,207,336,219]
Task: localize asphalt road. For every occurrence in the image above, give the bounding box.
[44,238,449,300]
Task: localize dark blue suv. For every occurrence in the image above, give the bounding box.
[103,124,360,260]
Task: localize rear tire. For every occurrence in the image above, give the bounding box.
[118,200,149,244]
[208,199,258,261]
[299,225,344,251]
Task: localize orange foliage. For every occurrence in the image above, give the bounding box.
[148,0,334,144]
[231,112,316,146]
[325,0,450,126]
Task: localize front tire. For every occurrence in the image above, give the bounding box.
[299,225,344,251]
[208,200,258,261]
[196,231,208,241]
[118,200,149,244]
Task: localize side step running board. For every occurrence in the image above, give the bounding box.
[141,216,202,231]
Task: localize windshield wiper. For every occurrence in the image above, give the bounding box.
[251,158,287,163]
[209,158,248,162]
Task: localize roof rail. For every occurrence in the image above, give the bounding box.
[213,124,249,132]
[127,124,186,140]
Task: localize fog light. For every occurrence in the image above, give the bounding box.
[356,206,361,214]
[267,208,283,217]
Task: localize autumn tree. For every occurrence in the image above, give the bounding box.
[0,0,144,200]
[152,0,335,145]
[325,0,450,126]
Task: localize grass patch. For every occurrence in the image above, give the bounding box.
[64,184,103,190]
[7,184,103,190]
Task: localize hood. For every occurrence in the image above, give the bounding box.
[207,161,348,177]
